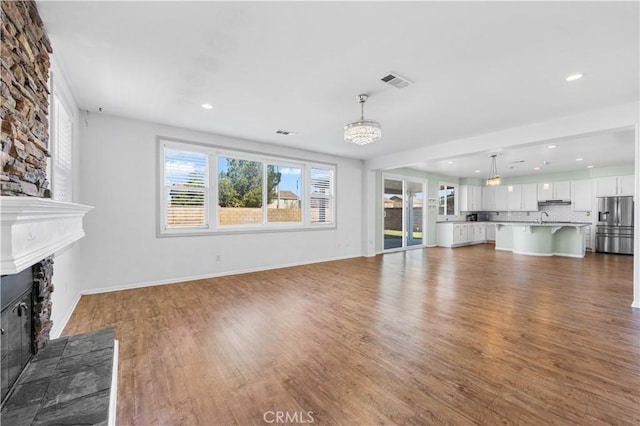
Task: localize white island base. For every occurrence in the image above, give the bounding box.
[495,223,588,258]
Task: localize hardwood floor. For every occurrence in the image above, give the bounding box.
[63,245,640,425]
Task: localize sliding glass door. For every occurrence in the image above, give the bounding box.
[406,181,424,247]
[383,178,404,250]
[383,176,426,251]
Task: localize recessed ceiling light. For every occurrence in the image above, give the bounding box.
[201,103,214,110]
[566,73,584,82]
[547,144,557,149]
[587,165,595,169]
[533,167,541,170]
[576,158,583,161]
[447,160,455,164]
[474,170,480,173]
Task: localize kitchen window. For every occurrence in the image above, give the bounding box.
[439,183,457,216]
[158,139,335,236]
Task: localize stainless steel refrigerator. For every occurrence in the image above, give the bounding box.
[596,196,634,254]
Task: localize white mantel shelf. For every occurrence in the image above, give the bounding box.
[1,197,93,275]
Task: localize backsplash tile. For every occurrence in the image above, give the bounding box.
[487,204,592,223]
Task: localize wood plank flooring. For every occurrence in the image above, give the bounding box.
[63,245,640,425]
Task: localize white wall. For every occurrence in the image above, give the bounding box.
[49,57,84,338]
[77,114,364,293]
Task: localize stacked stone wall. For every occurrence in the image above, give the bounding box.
[1,0,52,197]
[1,1,55,349]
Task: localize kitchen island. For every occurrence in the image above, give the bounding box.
[495,222,589,258]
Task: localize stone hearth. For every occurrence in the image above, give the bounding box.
[1,328,117,425]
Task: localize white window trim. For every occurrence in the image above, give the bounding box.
[437,182,459,218]
[158,140,211,236]
[49,71,75,203]
[157,138,337,237]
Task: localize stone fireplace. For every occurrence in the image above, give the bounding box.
[0,255,55,396]
[0,197,92,404]
[1,0,92,405]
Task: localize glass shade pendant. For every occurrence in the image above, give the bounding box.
[344,94,382,145]
[487,154,501,186]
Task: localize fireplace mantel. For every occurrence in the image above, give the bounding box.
[1,197,93,275]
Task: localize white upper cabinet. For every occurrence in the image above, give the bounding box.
[571,179,592,211]
[522,183,539,211]
[472,186,483,211]
[506,185,522,211]
[495,185,508,211]
[595,175,635,197]
[537,181,571,201]
[506,183,538,211]
[482,185,496,211]
[618,175,635,196]
[595,176,617,196]
[554,181,571,201]
[459,185,471,212]
[460,185,483,212]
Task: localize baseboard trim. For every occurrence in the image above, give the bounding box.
[81,254,363,295]
[51,292,83,339]
[552,252,586,258]
[631,301,640,309]
[512,250,553,257]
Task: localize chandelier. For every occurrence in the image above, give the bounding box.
[487,154,501,186]
[344,94,381,145]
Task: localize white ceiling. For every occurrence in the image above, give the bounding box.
[412,127,636,179]
[37,1,639,176]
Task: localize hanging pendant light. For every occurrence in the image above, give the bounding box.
[487,154,501,186]
[344,94,382,145]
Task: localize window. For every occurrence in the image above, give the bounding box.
[164,148,208,228]
[309,167,334,224]
[267,164,302,223]
[218,156,264,225]
[438,183,457,216]
[51,93,73,202]
[158,139,335,235]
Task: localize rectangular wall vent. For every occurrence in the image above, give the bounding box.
[381,73,412,89]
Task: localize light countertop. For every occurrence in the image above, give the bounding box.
[493,222,590,227]
[437,220,590,226]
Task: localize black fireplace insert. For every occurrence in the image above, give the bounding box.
[1,268,35,403]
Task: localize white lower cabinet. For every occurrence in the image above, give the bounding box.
[452,223,469,245]
[474,223,486,242]
[437,222,488,247]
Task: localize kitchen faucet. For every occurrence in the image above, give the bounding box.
[538,211,549,224]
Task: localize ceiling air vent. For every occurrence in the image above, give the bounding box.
[381,73,412,89]
[276,130,296,136]
[507,160,526,169]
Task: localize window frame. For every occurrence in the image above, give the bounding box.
[308,166,335,225]
[157,138,336,237]
[49,76,75,203]
[438,182,458,217]
[159,141,211,234]
[264,161,304,225]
